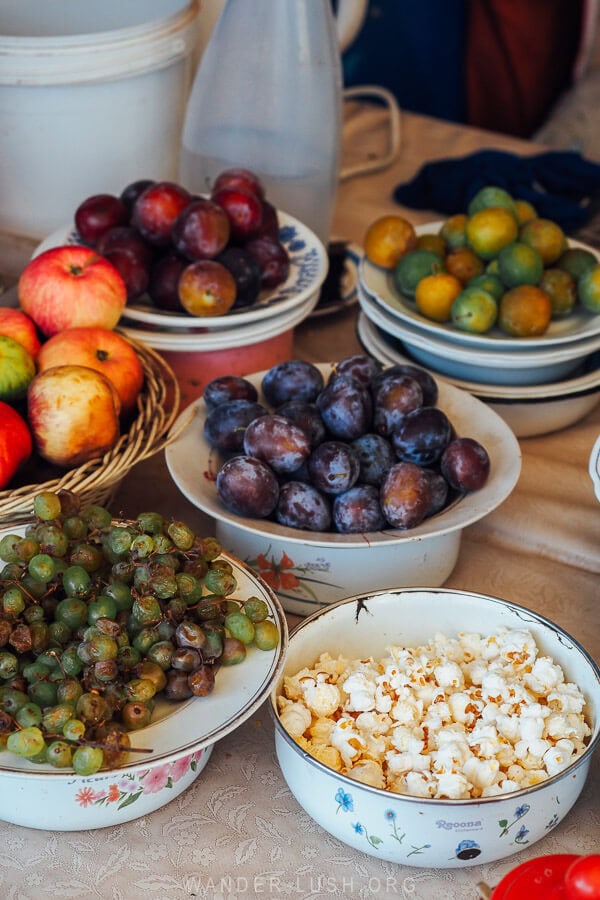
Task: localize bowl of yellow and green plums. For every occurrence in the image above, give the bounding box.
[0,490,287,830]
[359,185,600,387]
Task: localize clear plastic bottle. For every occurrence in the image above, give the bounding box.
[179,0,343,248]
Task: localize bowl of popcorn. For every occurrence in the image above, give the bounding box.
[270,587,600,868]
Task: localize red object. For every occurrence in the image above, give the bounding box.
[0,401,32,489]
[491,855,580,899]
[564,855,600,899]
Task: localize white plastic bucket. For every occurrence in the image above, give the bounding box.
[0,1,201,238]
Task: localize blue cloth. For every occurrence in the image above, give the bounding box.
[393,149,600,233]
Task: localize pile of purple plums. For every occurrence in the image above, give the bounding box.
[203,355,491,534]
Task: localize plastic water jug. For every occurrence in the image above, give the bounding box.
[179,0,349,248]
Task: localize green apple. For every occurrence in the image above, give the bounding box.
[0,334,36,401]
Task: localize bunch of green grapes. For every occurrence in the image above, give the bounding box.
[0,490,279,775]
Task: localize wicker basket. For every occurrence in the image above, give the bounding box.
[0,333,182,523]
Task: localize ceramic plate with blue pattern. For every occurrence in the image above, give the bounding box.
[33,209,329,332]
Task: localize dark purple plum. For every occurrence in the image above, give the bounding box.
[102,247,149,300]
[331,354,383,387]
[372,364,438,407]
[147,253,188,311]
[390,407,453,466]
[243,414,311,474]
[350,433,396,486]
[275,481,332,531]
[380,462,432,529]
[307,441,360,495]
[440,438,490,492]
[120,179,155,213]
[315,375,372,440]
[97,225,155,267]
[216,456,279,518]
[422,468,449,517]
[203,399,267,453]
[215,246,261,308]
[332,485,386,533]
[275,400,326,448]
[373,374,423,437]
[203,375,258,410]
[261,360,324,406]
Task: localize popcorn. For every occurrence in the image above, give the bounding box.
[277,628,591,800]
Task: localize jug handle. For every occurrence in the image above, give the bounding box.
[336,0,368,52]
[339,85,402,181]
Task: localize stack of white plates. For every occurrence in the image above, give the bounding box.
[356,222,600,436]
[33,210,337,353]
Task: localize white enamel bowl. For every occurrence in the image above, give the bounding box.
[0,548,287,831]
[269,587,600,868]
[357,313,600,438]
[165,364,521,616]
[358,283,600,386]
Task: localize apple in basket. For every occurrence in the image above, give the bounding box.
[18,245,127,337]
[0,307,41,358]
[27,365,121,468]
[0,401,32,489]
[36,326,145,416]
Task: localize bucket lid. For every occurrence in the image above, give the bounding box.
[0,0,200,85]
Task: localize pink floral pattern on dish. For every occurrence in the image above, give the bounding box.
[75,750,204,811]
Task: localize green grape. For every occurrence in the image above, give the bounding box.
[22,660,53,683]
[72,745,103,775]
[0,619,10,647]
[146,640,174,671]
[62,564,91,597]
[55,596,88,628]
[94,722,131,768]
[175,572,203,606]
[15,537,40,562]
[111,559,135,583]
[48,620,72,645]
[60,646,84,677]
[136,511,165,535]
[202,626,223,660]
[77,634,118,664]
[104,581,133,612]
[15,702,43,727]
[149,571,178,600]
[46,740,73,768]
[166,597,187,622]
[0,686,30,714]
[23,603,45,623]
[69,542,105,573]
[153,533,174,554]
[105,525,134,557]
[130,533,154,559]
[92,659,119,683]
[136,660,167,693]
[33,490,62,520]
[56,678,83,705]
[62,718,86,741]
[1,561,22,579]
[121,700,152,730]
[62,515,88,541]
[81,504,112,530]
[87,594,117,626]
[224,599,242,615]
[30,621,50,654]
[167,520,195,550]
[220,637,247,666]
[28,680,58,708]
[243,596,269,623]
[7,726,46,758]
[204,566,237,597]
[153,552,181,571]
[0,650,19,680]
[42,703,74,733]
[131,595,162,627]
[117,645,142,670]
[253,619,279,650]
[2,586,26,618]
[225,611,255,645]
[36,523,70,557]
[0,533,22,563]
[124,677,157,702]
[76,692,111,725]
[197,536,222,561]
[28,552,56,584]
[35,649,61,671]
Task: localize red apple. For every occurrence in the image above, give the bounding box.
[36,327,145,416]
[27,365,121,468]
[18,245,127,337]
[0,401,32,489]
[0,308,41,358]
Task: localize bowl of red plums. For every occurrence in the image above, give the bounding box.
[32,169,329,342]
[165,354,522,615]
